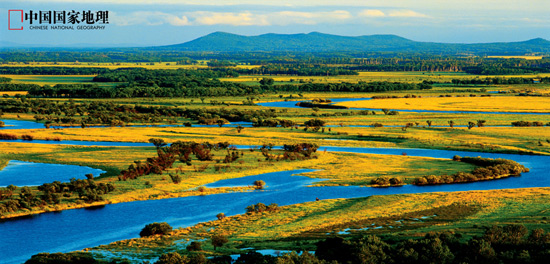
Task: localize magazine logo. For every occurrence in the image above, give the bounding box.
[8,10,109,31]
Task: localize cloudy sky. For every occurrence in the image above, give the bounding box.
[1,0,549,47]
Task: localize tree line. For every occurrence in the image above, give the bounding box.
[271,81,432,93]
[0,66,111,75]
[451,77,550,86]
[235,64,358,76]
[0,51,197,63]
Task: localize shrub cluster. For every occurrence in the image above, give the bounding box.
[245,202,279,213]
[413,156,529,185]
[0,178,114,214]
[139,222,173,237]
[119,140,227,180]
[511,121,547,127]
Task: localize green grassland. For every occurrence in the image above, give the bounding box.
[2,74,118,88]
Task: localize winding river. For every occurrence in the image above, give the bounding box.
[1,98,549,264]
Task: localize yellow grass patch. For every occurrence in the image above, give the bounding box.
[0,91,28,96]
[337,96,550,113]
[0,62,209,70]
[221,71,550,84]
[0,126,395,149]
[486,55,544,60]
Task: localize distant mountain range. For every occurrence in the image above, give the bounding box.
[156,32,550,54]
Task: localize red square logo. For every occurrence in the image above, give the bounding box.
[9,10,24,30]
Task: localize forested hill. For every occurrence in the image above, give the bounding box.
[156,32,550,54]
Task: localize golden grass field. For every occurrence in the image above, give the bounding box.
[221,71,550,84]
[486,55,544,60]
[0,91,28,96]
[1,61,260,70]
[337,96,550,113]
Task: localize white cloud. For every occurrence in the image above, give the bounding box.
[113,10,352,26]
[359,9,385,17]
[112,11,191,26]
[167,16,191,26]
[192,11,268,26]
[269,10,351,25]
[388,10,428,18]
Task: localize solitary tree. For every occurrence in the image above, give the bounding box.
[215,118,228,127]
[448,120,455,128]
[253,180,266,190]
[477,120,486,127]
[211,234,228,250]
[149,138,167,148]
[216,212,226,220]
[259,77,274,86]
[186,241,202,252]
[426,120,433,127]
[169,174,181,184]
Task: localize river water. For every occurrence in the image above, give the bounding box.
[0,160,105,187]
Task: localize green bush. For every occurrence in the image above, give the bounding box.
[139,222,173,237]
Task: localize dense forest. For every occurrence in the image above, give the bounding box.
[0,98,283,126]
[1,51,549,75]
[235,64,358,76]
[0,51,197,63]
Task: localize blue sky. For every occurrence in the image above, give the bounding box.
[1,0,549,47]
